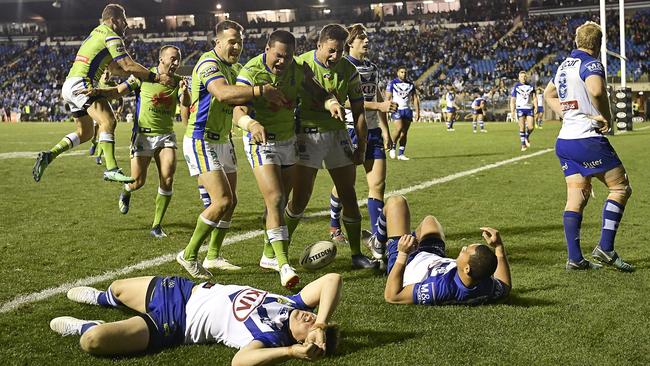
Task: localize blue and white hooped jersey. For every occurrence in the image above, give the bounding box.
[184,283,312,348]
[387,78,415,110]
[552,49,606,140]
[344,55,380,130]
[403,252,507,306]
[511,82,535,109]
[471,97,485,110]
[445,91,456,109]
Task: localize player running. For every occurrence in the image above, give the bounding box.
[510,71,537,151]
[544,21,634,272]
[77,45,190,239]
[444,85,457,131]
[386,66,419,161]
[328,23,396,248]
[32,3,174,183]
[471,92,487,133]
[287,24,377,270]
[50,273,342,364]
[536,86,544,129]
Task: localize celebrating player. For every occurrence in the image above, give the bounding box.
[444,84,457,131]
[510,71,537,151]
[77,45,190,239]
[328,23,396,248]
[33,3,175,183]
[287,24,377,270]
[544,21,634,272]
[536,86,544,129]
[374,195,511,305]
[471,91,487,133]
[386,66,419,161]
[50,273,342,364]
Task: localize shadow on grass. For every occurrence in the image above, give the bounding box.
[504,284,561,307]
[335,329,419,357]
[409,152,503,160]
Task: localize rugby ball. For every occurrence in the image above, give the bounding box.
[299,241,337,270]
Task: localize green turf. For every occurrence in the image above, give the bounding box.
[0,121,649,365]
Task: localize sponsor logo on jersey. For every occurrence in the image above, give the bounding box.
[561,162,568,171]
[561,100,578,111]
[582,159,603,169]
[200,66,219,79]
[75,55,90,64]
[416,284,432,304]
[152,92,173,107]
[232,288,268,321]
[585,61,603,73]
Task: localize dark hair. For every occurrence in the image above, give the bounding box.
[159,45,181,58]
[468,245,497,281]
[268,30,296,49]
[318,24,348,44]
[216,20,243,36]
[101,4,125,21]
[345,23,367,53]
[324,324,340,356]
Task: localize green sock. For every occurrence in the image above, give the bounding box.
[206,228,228,260]
[271,240,289,267]
[285,211,302,239]
[152,191,172,227]
[183,216,214,261]
[343,218,362,256]
[99,141,117,170]
[49,136,74,159]
[95,143,103,157]
[263,231,276,258]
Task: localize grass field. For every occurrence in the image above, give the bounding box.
[0,121,649,365]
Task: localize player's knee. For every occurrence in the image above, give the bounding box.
[79,327,105,355]
[385,195,407,209]
[609,182,632,202]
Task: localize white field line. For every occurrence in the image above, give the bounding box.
[0,148,553,314]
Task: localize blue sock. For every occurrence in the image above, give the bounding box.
[449,119,455,128]
[97,286,122,308]
[472,121,477,131]
[80,322,99,335]
[367,198,384,235]
[480,120,485,130]
[398,146,405,156]
[376,211,388,244]
[519,131,526,145]
[599,200,625,252]
[329,194,342,229]
[563,211,584,262]
[198,185,211,208]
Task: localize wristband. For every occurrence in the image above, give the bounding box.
[147,71,157,83]
[237,115,254,131]
[258,85,264,97]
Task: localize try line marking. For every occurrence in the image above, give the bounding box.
[0,148,553,314]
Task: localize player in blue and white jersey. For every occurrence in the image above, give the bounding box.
[444,85,457,131]
[386,66,419,160]
[544,21,633,272]
[471,92,487,133]
[510,71,537,151]
[536,87,544,128]
[369,195,511,306]
[328,24,397,247]
[50,273,342,363]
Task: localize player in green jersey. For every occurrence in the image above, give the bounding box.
[32,3,175,184]
[178,20,290,279]
[77,45,190,239]
[233,30,343,288]
[286,24,378,270]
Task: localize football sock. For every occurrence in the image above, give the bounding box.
[563,211,584,262]
[50,132,80,159]
[152,188,172,227]
[598,200,625,252]
[329,194,342,229]
[398,146,406,156]
[80,322,100,335]
[285,208,303,239]
[472,121,477,131]
[206,221,230,260]
[367,198,384,235]
[526,127,533,141]
[342,216,362,256]
[268,226,289,267]
[519,131,526,145]
[198,185,211,208]
[184,215,217,261]
[479,120,485,130]
[95,143,103,158]
[98,132,117,170]
[97,285,123,308]
[376,211,388,244]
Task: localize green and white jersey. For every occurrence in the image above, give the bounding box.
[297,50,363,132]
[67,24,128,85]
[186,50,241,143]
[236,53,303,141]
[124,68,182,136]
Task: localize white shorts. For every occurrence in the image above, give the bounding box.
[296,129,354,169]
[242,134,298,168]
[130,132,177,157]
[61,77,99,116]
[183,136,237,176]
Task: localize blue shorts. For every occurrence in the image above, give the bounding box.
[516,108,534,117]
[391,108,413,121]
[385,234,446,275]
[537,106,544,113]
[555,137,622,177]
[141,276,196,351]
[348,127,386,160]
[445,106,456,114]
[472,109,483,115]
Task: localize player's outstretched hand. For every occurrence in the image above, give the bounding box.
[397,234,418,254]
[262,84,290,107]
[329,101,345,121]
[588,114,610,134]
[289,342,325,361]
[248,121,267,145]
[305,327,326,352]
[480,227,503,248]
[178,78,188,93]
[378,100,398,113]
[157,73,176,87]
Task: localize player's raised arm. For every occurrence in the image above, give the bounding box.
[480,227,512,294]
[384,234,418,304]
[178,78,190,107]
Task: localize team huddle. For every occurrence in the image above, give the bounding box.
[38,4,633,365]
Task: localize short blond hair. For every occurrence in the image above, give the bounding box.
[575,21,602,51]
[101,4,125,22]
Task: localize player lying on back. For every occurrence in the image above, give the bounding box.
[373,195,511,306]
[50,273,341,365]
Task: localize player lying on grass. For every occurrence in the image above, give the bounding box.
[371,195,511,305]
[50,273,341,365]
